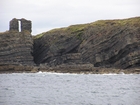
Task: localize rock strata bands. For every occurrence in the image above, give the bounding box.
[0,17,140,73]
[0,31,33,65]
[33,17,140,69]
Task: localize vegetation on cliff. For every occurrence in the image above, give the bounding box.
[33,17,140,69]
[0,17,140,73]
[34,17,140,39]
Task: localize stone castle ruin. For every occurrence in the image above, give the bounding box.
[9,18,32,33]
[0,18,33,65]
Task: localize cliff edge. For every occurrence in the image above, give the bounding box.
[33,17,140,69]
[0,18,34,72]
[0,17,140,73]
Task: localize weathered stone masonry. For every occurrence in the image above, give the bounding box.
[0,18,33,65]
[9,18,19,31]
[9,18,32,33]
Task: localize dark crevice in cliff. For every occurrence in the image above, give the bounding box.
[0,17,140,72]
[32,16,140,69]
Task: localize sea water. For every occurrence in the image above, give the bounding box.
[0,72,140,105]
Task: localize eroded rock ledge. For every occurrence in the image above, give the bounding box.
[0,17,140,73]
[0,64,140,74]
[33,17,140,69]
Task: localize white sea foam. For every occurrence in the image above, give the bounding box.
[37,71,43,73]
[102,73,118,75]
[36,71,136,76]
[36,71,81,75]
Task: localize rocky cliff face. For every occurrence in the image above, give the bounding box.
[79,18,140,69]
[33,17,140,69]
[0,17,139,73]
[0,31,33,65]
[0,18,33,66]
[33,28,83,66]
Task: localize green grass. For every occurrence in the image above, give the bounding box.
[33,32,45,39]
[34,17,140,39]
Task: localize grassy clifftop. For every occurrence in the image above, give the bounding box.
[33,17,140,69]
[34,17,140,39]
[0,17,139,73]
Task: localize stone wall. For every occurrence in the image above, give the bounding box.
[0,18,33,65]
[9,18,19,31]
[9,18,32,33]
[20,18,32,33]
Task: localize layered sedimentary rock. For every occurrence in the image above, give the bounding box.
[33,17,140,69]
[33,26,83,66]
[79,18,140,69]
[0,17,139,73]
[0,18,33,65]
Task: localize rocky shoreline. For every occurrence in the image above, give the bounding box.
[0,64,139,74]
[0,17,140,73]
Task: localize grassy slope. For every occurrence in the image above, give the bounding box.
[34,17,140,39]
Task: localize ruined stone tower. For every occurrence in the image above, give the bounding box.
[9,18,19,31]
[20,18,32,33]
[9,18,32,33]
[0,18,34,65]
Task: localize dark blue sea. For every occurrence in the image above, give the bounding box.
[0,72,140,105]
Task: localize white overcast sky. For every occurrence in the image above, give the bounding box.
[0,0,140,35]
